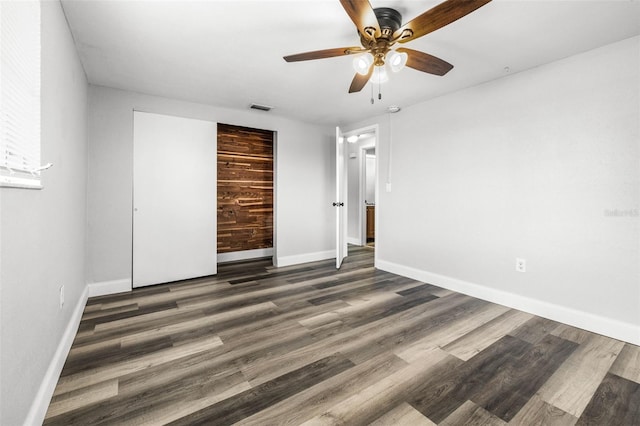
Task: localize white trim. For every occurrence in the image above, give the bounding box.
[88,278,131,297]
[217,248,274,264]
[24,285,89,426]
[377,259,640,346]
[276,250,335,268]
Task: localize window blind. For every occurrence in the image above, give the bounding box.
[0,1,42,188]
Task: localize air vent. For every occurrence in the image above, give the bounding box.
[249,103,273,112]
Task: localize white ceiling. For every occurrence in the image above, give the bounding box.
[60,0,640,125]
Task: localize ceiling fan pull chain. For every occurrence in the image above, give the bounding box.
[370,83,374,104]
[378,82,382,100]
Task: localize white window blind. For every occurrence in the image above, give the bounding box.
[0,1,43,188]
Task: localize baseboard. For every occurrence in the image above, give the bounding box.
[377,259,640,346]
[24,285,89,426]
[87,278,131,297]
[276,250,335,267]
[217,248,274,263]
[347,237,361,245]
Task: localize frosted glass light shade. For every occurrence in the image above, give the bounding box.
[387,50,408,73]
[370,66,389,84]
[352,53,374,75]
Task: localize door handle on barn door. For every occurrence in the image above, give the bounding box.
[332,202,344,207]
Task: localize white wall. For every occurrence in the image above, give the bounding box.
[347,36,640,344]
[0,2,88,424]
[86,86,335,287]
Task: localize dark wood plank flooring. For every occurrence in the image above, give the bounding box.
[44,246,640,425]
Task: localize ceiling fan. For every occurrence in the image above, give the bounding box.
[284,0,492,93]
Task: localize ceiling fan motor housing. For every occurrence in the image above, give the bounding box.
[359,8,403,66]
[373,7,402,36]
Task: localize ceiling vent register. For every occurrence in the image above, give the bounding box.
[250,103,273,112]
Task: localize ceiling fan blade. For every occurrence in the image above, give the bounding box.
[339,0,381,40]
[348,65,374,93]
[284,47,365,62]
[396,48,453,76]
[393,0,492,43]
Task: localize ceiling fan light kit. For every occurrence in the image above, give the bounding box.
[283,0,492,96]
[371,66,389,84]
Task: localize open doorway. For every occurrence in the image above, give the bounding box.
[345,127,377,249]
[363,147,376,247]
[217,123,275,264]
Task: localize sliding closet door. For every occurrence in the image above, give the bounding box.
[133,111,217,288]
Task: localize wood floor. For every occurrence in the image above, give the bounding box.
[45,246,640,425]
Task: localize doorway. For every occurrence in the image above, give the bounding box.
[363,147,376,247]
[344,126,377,251]
[217,123,275,264]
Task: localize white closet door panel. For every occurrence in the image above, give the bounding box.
[133,111,217,287]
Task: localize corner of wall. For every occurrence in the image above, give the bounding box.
[87,278,131,298]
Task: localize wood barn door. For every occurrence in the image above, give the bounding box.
[217,124,274,259]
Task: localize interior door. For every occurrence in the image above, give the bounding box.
[133,111,217,287]
[335,126,347,268]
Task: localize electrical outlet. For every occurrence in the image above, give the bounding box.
[59,285,65,309]
[516,258,526,273]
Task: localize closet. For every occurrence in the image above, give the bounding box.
[217,124,274,256]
